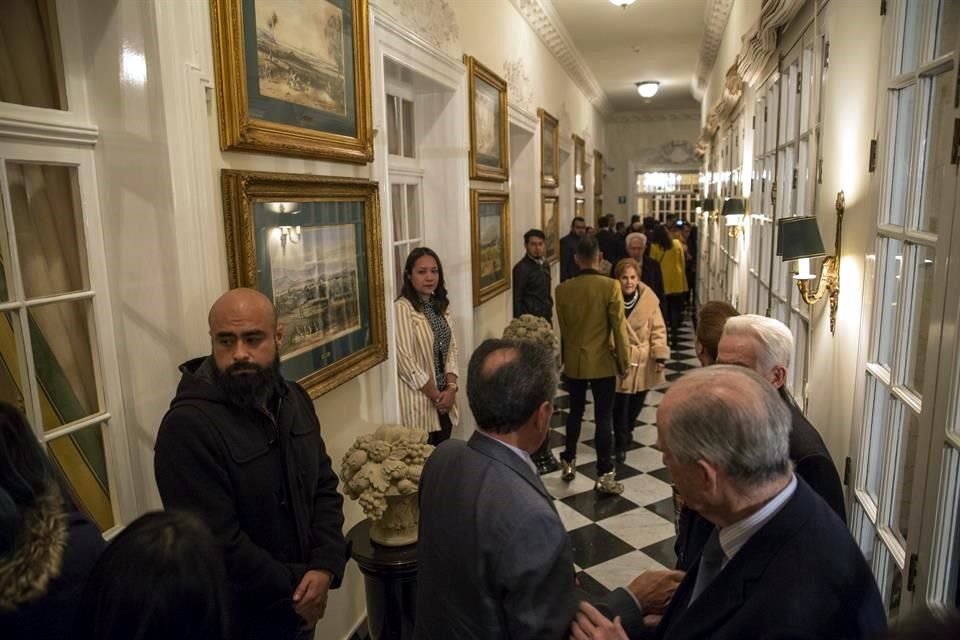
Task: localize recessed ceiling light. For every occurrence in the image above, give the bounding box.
[609,0,637,7]
[636,81,660,98]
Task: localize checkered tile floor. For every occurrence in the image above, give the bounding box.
[544,320,701,598]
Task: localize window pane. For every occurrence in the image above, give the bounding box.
[905,245,935,393]
[48,422,114,531]
[800,47,812,132]
[886,86,917,227]
[891,406,921,543]
[863,374,889,502]
[0,311,27,413]
[797,140,808,216]
[936,0,960,58]
[394,245,405,296]
[406,184,420,240]
[875,238,904,368]
[928,446,960,605]
[0,191,14,302]
[851,501,877,560]
[386,95,400,156]
[918,71,953,234]
[0,0,67,110]
[391,184,404,242]
[6,163,90,298]
[900,0,925,74]
[401,99,415,158]
[874,544,903,618]
[29,299,101,431]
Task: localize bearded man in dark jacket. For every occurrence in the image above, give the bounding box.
[154,288,346,640]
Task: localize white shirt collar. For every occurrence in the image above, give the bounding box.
[717,473,798,563]
[475,429,537,475]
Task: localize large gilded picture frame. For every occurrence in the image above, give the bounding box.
[210,0,374,163]
[221,170,386,397]
[573,134,586,193]
[538,108,560,188]
[542,195,560,264]
[465,55,510,182]
[594,150,604,196]
[470,189,511,305]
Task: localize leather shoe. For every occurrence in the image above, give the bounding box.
[561,458,576,482]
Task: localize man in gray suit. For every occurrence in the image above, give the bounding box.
[414,339,681,639]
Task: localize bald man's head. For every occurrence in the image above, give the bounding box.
[208,288,278,331]
[208,288,284,378]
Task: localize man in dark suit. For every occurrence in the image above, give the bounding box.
[512,228,553,322]
[596,214,625,269]
[560,216,587,282]
[571,366,887,640]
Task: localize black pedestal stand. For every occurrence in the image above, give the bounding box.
[346,520,418,640]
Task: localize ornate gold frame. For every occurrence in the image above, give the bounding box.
[538,108,560,188]
[220,169,386,397]
[210,0,374,163]
[542,194,560,265]
[573,134,586,193]
[594,150,603,196]
[470,189,511,306]
[465,55,510,182]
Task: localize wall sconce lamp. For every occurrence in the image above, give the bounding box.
[777,191,845,334]
[699,197,715,221]
[267,202,302,250]
[721,197,746,238]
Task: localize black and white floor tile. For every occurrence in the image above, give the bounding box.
[544,321,700,598]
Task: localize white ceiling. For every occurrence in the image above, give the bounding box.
[550,0,707,113]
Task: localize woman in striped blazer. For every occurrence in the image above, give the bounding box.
[394,247,459,445]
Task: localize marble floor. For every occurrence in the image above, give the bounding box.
[544,320,701,598]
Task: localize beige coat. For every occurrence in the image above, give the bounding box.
[616,284,670,394]
[395,297,460,432]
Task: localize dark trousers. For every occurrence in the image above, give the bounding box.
[561,376,616,475]
[613,390,648,453]
[429,413,453,446]
[665,293,686,346]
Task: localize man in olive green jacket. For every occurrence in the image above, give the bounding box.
[555,235,631,494]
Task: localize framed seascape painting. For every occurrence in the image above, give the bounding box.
[573,135,586,193]
[221,170,386,397]
[538,108,559,188]
[465,55,509,182]
[470,190,511,306]
[594,150,603,196]
[210,0,374,163]
[542,195,560,264]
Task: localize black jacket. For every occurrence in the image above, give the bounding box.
[674,397,847,571]
[155,357,347,639]
[656,479,885,640]
[596,228,625,266]
[560,233,580,282]
[512,255,553,321]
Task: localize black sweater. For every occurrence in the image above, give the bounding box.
[512,255,553,322]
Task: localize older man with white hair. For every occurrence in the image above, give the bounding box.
[570,366,886,640]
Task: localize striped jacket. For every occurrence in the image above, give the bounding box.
[394,297,460,432]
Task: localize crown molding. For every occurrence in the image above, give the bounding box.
[507,0,612,115]
[695,0,735,91]
[608,109,701,123]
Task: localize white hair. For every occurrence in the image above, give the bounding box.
[721,314,794,373]
[625,232,647,247]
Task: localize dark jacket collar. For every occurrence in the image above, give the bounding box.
[467,432,552,504]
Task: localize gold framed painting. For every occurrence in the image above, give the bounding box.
[470,190,511,305]
[210,0,374,163]
[538,108,560,188]
[221,169,387,397]
[594,150,603,196]
[594,197,603,225]
[575,198,586,223]
[465,55,509,181]
[573,135,586,193]
[542,195,560,264]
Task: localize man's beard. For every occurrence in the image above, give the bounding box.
[213,353,282,409]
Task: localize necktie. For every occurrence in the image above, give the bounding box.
[689,528,725,604]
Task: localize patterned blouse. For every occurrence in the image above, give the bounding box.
[421,298,452,390]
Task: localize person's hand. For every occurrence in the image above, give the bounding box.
[655,362,666,373]
[292,569,332,625]
[435,388,456,414]
[626,570,685,613]
[569,601,629,640]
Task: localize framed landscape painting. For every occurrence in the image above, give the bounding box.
[221,170,386,397]
[210,0,374,163]
[573,135,586,193]
[470,190,511,305]
[539,108,559,188]
[542,195,560,264]
[465,55,509,182]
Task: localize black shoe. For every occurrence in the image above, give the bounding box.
[533,449,561,475]
[615,450,627,464]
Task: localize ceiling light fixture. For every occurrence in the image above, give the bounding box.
[609,0,636,7]
[636,81,660,98]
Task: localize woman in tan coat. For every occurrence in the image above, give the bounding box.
[612,258,670,463]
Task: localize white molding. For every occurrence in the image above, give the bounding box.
[608,109,702,124]
[508,102,539,134]
[0,114,98,147]
[507,0,613,115]
[372,5,464,89]
[696,0,736,91]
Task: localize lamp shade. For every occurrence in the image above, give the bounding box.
[777,216,826,261]
[721,197,746,216]
[701,197,716,212]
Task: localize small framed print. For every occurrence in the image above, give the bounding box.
[542,195,560,264]
[465,55,509,182]
[573,135,586,193]
[470,190,511,305]
[539,108,560,188]
[594,150,603,196]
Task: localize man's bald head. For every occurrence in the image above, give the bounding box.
[208,288,278,331]
[208,288,283,375]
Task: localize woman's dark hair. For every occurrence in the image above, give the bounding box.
[696,300,740,362]
[652,224,673,251]
[77,511,230,640]
[399,247,449,313]
[0,402,59,557]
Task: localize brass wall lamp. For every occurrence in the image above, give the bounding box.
[721,197,746,237]
[776,191,845,334]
